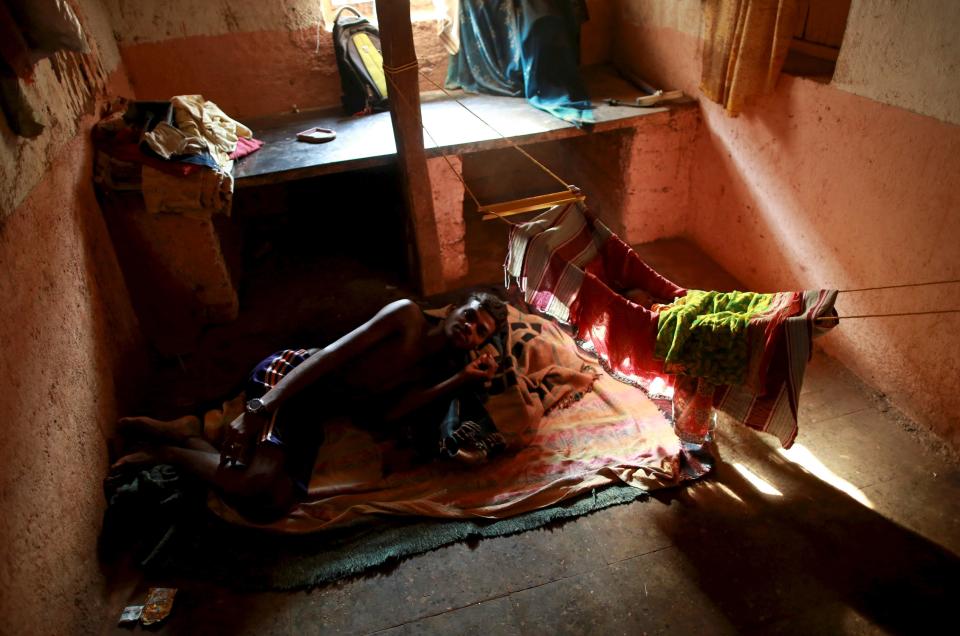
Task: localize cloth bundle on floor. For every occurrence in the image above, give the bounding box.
[505,202,838,448]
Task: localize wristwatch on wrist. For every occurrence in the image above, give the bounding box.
[245,397,269,416]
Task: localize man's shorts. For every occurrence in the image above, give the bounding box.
[246,349,324,497]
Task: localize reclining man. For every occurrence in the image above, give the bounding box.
[114,292,509,523]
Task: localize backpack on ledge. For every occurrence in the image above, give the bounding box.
[333,6,389,115]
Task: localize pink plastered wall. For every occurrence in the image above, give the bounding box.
[428,155,468,284]
[115,18,450,120]
[613,15,960,450]
[0,0,149,630]
[0,74,146,633]
[548,109,698,245]
[118,27,342,119]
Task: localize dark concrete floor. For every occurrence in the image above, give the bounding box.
[103,213,960,635]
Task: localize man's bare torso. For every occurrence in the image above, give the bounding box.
[337,308,450,401]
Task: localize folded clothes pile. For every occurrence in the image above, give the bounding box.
[94,96,263,218]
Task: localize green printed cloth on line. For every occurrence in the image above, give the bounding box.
[655,290,775,385]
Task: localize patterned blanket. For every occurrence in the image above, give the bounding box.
[455,305,601,454]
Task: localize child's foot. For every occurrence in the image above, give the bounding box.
[118,415,201,444]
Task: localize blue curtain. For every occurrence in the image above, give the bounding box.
[446,0,594,126]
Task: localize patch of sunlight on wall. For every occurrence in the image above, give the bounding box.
[778,443,874,509]
[733,463,783,497]
[697,107,841,291]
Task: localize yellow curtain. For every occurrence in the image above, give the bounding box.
[700,0,798,116]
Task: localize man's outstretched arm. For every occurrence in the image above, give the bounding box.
[221,299,421,465]
[261,299,421,412]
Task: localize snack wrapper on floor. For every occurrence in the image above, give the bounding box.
[141,587,177,625]
[117,605,143,625]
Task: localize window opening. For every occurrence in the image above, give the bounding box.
[320,0,439,29]
[783,0,852,81]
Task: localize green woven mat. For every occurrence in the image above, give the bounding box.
[145,485,649,591]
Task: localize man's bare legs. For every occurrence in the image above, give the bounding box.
[113,422,297,521]
[118,414,202,444]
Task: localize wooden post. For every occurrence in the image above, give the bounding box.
[374,0,445,295]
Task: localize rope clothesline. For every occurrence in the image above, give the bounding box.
[382,59,419,74]
[383,62,959,324]
[820,309,960,320]
[384,57,578,200]
[414,68,572,191]
[837,278,960,293]
[817,278,960,321]
[382,60,518,226]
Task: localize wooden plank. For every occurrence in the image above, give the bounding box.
[374,0,444,295]
[233,65,689,188]
[234,106,397,187]
[791,38,839,61]
[805,0,851,48]
[479,190,585,220]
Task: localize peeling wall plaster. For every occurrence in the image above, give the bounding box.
[102,0,326,43]
[0,0,122,219]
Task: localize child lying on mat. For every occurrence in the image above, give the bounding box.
[112,293,508,523]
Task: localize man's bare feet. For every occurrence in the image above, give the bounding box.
[110,448,164,470]
[118,415,201,445]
